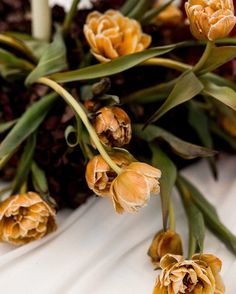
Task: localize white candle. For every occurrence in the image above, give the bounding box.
[31,0,51,41]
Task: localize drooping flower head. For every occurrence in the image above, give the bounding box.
[110,162,161,213]
[85,152,132,197]
[148,230,183,268]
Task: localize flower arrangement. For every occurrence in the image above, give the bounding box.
[0,0,236,292]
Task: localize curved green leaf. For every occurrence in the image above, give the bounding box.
[145,71,204,126]
[201,78,236,111]
[49,42,186,83]
[177,176,205,256]
[65,125,80,147]
[0,119,17,134]
[127,0,150,20]
[31,161,49,196]
[26,26,67,86]
[179,176,236,255]
[0,33,37,62]
[151,144,177,231]
[120,0,139,15]
[0,92,58,159]
[199,45,236,75]
[0,48,34,70]
[133,124,217,159]
[12,133,36,194]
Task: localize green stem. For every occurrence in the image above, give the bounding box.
[62,0,81,35]
[142,58,191,72]
[37,77,121,174]
[193,41,214,73]
[168,199,175,231]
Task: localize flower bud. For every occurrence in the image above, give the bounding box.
[85,152,132,197]
[110,162,161,213]
[0,192,57,245]
[185,0,236,41]
[148,230,183,267]
[93,107,132,147]
[153,253,225,294]
[84,10,151,63]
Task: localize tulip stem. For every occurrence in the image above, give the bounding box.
[142,58,191,72]
[193,41,214,73]
[169,199,175,231]
[37,77,122,175]
[62,0,81,35]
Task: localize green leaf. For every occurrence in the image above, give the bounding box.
[5,32,49,60]
[0,33,37,63]
[127,0,150,20]
[12,133,36,194]
[120,0,139,15]
[25,26,67,86]
[180,175,236,255]
[199,45,236,75]
[177,176,205,256]
[49,42,186,83]
[0,119,17,134]
[205,73,236,91]
[0,48,34,70]
[31,161,49,196]
[188,102,217,178]
[145,71,204,125]
[201,78,236,111]
[141,0,175,24]
[65,125,80,147]
[133,124,217,159]
[122,78,176,104]
[0,92,58,160]
[151,144,177,231]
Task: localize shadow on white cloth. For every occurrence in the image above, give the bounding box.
[0,156,236,293]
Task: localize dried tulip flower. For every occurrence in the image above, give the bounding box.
[83,9,152,62]
[185,0,236,41]
[93,106,132,147]
[85,152,132,197]
[0,192,57,245]
[148,230,183,268]
[153,253,225,294]
[110,162,161,213]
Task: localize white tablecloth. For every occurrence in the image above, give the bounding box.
[0,155,236,293]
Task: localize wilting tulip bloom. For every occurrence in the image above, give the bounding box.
[110,162,161,213]
[153,254,225,294]
[85,152,132,197]
[84,9,152,62]
[93,107,132,147]
[0,192,56,245]
[148,230,183,268]
[185,0,236,41]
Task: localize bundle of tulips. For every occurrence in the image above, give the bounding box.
[1,0,236,292]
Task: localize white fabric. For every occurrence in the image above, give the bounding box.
[0,155,236,293]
